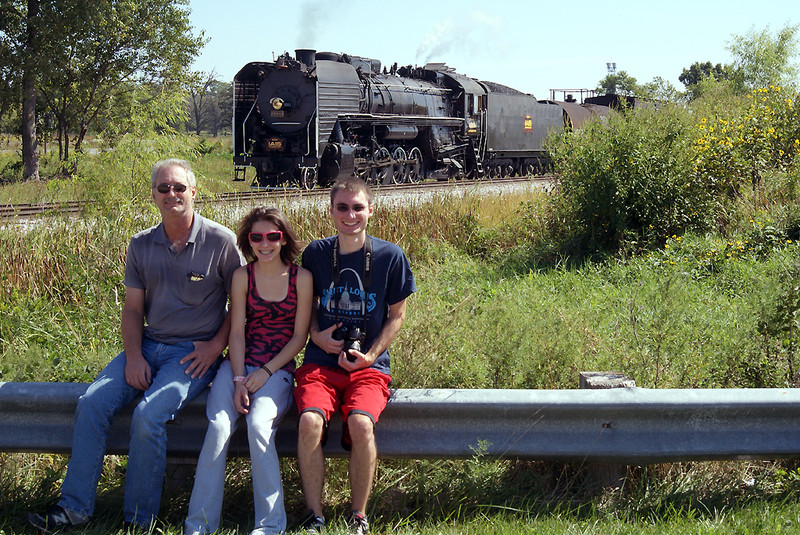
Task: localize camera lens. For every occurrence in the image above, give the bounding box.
[332,325,348,341]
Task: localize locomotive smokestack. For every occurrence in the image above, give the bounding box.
[296,49,316,69]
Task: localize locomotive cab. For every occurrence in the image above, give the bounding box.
[424,66,488,177]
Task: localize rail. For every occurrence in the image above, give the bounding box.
[2,382,800,464]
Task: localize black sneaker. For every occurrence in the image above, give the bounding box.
[26,505,89,533]
[346,511,369,534]
[297,509,325,533]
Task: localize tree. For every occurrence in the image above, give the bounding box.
[1,0,204,176]
[37,0,204,162]
[678,61,731,101]
[679,61,729,88]
[0,50,15,134]
[596,71,639,96]
[20,0,38,179]
[185,72,232,136]
[1,0,41,180]
[205,80,232,137]
[639,76,683,103]
[726,23,799,92]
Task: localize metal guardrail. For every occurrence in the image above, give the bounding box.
[2,382,800,464]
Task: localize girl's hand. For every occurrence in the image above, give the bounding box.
[234,382,250,414]
[244,368,269,393]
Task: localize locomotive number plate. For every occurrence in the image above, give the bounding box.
[267,138,284,151]
[523,114,533,133]
[271,110,285,118]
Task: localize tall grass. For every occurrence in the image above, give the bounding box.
[4,89,800,531]
[4,183,800,533]
[7,186,797,389]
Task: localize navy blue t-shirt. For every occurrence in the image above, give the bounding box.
[301,235,416,375]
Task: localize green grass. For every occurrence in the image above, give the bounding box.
[4,146,800,533]
[4,454,800,534]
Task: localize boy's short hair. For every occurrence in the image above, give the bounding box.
[329,176,373,205]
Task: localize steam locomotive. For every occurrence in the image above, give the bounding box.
[232,49,595,188]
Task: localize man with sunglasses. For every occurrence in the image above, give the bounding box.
[294,177,416,534]
[28,159,243,533]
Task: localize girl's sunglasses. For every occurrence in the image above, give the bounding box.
[155,183,188,194]
[249,231,283,243]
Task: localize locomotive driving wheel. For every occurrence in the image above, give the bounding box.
[370,147,392,185]
[525,163,536,177]
[299,167,317,190]
[355,163,370,181]
[407,147,423,183]
[391,147,408,184]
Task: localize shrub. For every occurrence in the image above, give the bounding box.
[547,104,706,255]
[692,85,800,197]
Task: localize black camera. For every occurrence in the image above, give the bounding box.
[332,325,364,362]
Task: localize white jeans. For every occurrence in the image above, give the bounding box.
[185,360,294,535]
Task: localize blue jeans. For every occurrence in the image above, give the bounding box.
[58,337,220,527]
[185,360,294,535]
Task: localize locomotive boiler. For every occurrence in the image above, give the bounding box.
[233,49,567,188]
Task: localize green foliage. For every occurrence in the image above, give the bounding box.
[637,76,683,103]
[6,151,800,532]
[679,61,732,101]
[692,85,800,197]
[547,105,704,253]
[0,0,204,185]
[0,216,131,382]
[755,263,800,386]
[596,70,639,96]
[726,23,800,93]
[680,61,731,88]
[77,87,202,210]
[548,79,800,258]
[186,73,233,136]
[0,157,23,185]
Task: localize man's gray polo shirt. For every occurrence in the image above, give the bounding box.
[123,213,243,345]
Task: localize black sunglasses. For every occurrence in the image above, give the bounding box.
[155,183,188,194]
[334,203,368,212]
[249,231,283,243]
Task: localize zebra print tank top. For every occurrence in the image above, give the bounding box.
[244,262,298,372]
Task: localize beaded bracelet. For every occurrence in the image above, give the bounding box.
[261,364,273,377]
[233,376,246,383]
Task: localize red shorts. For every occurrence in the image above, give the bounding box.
[293,363,391,426]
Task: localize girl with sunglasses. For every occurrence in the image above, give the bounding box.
[186,207,312,535]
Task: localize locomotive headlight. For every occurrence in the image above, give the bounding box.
[270,97,285,110]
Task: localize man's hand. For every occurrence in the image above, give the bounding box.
[337,348,374,372]
[125,355,152,391]
[179,340,220,379]
[311,322,344,356]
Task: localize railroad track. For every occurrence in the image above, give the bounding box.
[0,200,88,220]
[1,175,554,221]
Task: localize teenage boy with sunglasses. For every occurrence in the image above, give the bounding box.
[27,159,243,533]
[295,177,416,534]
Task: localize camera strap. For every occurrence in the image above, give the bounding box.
[331,235,372,332]
[331,235,372,287]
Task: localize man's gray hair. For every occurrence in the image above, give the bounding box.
[150,159,197,188]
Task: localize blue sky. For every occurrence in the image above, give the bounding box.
[187,0,797,100]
